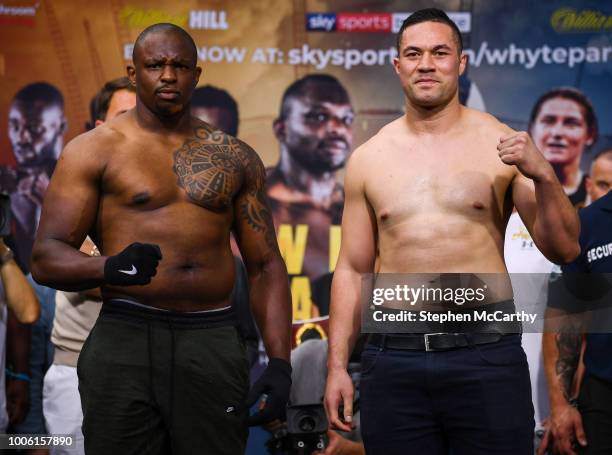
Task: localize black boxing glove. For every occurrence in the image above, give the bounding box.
[246,358,292,426]
[104,242,162,286]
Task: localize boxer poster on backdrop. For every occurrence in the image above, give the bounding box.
[1,0,610,314]
[1,1,610,453]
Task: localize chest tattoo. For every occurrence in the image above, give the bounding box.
[173,127,242,210]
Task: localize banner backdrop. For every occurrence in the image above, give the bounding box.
[0,0,612,453]
[1,0,611,450]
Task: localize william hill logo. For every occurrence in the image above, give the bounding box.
[119,6,186,28]
[551,8,612,32]
[189,10,228,30]
[117,7,228,30]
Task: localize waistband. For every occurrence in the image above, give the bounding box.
[367,332,514,352]
[100,299,237,329]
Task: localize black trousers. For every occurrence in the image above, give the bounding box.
[578,373,612,455]
[360,334,534,454]
[77,300,249,455]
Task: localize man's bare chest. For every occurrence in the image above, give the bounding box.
[366,146,513,221]
[107,128,246,212]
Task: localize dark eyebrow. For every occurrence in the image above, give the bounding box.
[403,44,452,54]
[403,46,422,54]
[306,103,332,110]
[306,103,354,113]
[144,56,191,65]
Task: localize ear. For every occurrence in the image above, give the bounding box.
[95,119,104,128]
[585,175,593,195]
[458,52,468,77]
[127,63,136,86]
[59,117,67,135]
[194,66,202,87]
[392,57,400,75]
[273,117,285,141]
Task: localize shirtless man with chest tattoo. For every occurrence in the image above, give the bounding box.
[325,9,580,455]
[32,23,292,455]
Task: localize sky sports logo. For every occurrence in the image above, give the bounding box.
[306,12,471,33]
[306,13,391,32]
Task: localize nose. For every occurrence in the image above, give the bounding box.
[417,52,434,72]
[161,64,177,82]
[550,120,565,137]
[17,126,32,145]
[325,116,350,137]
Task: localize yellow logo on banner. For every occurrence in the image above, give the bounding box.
[551,8,612,32]
[119,6,187,28]
[277,224,308,275]
[276,223,342,319]
[291,276,312,321]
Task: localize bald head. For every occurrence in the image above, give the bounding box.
[127,23,201,118]
[133,23,198,65]
[587,149,612,202]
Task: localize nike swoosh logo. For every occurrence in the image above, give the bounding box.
[118,265,138,276]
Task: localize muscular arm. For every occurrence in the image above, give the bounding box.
[0,239,39,323]
[543,310,583,408]
[31,135,107,290]
[325,149,376,431]
[233,142,291,361]
[508,131,580,264]
[328,149,377,371]
[513,172,580,264]
[542,247,589,454]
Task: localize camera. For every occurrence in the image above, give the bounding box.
[0,193,12,238]
[267,404,329,454]
[287,403,328,435]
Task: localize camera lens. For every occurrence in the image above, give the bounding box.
[298,415,316,432]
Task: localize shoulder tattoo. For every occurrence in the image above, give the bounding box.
[235,142,277,249]
[173,126,241,210]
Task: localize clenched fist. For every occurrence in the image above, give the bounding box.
[17,171,49,205]
[497,131,552,182]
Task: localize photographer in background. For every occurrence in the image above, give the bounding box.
[268,338,365,455]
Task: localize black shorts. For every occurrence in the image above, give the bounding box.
[77,300,249,455]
